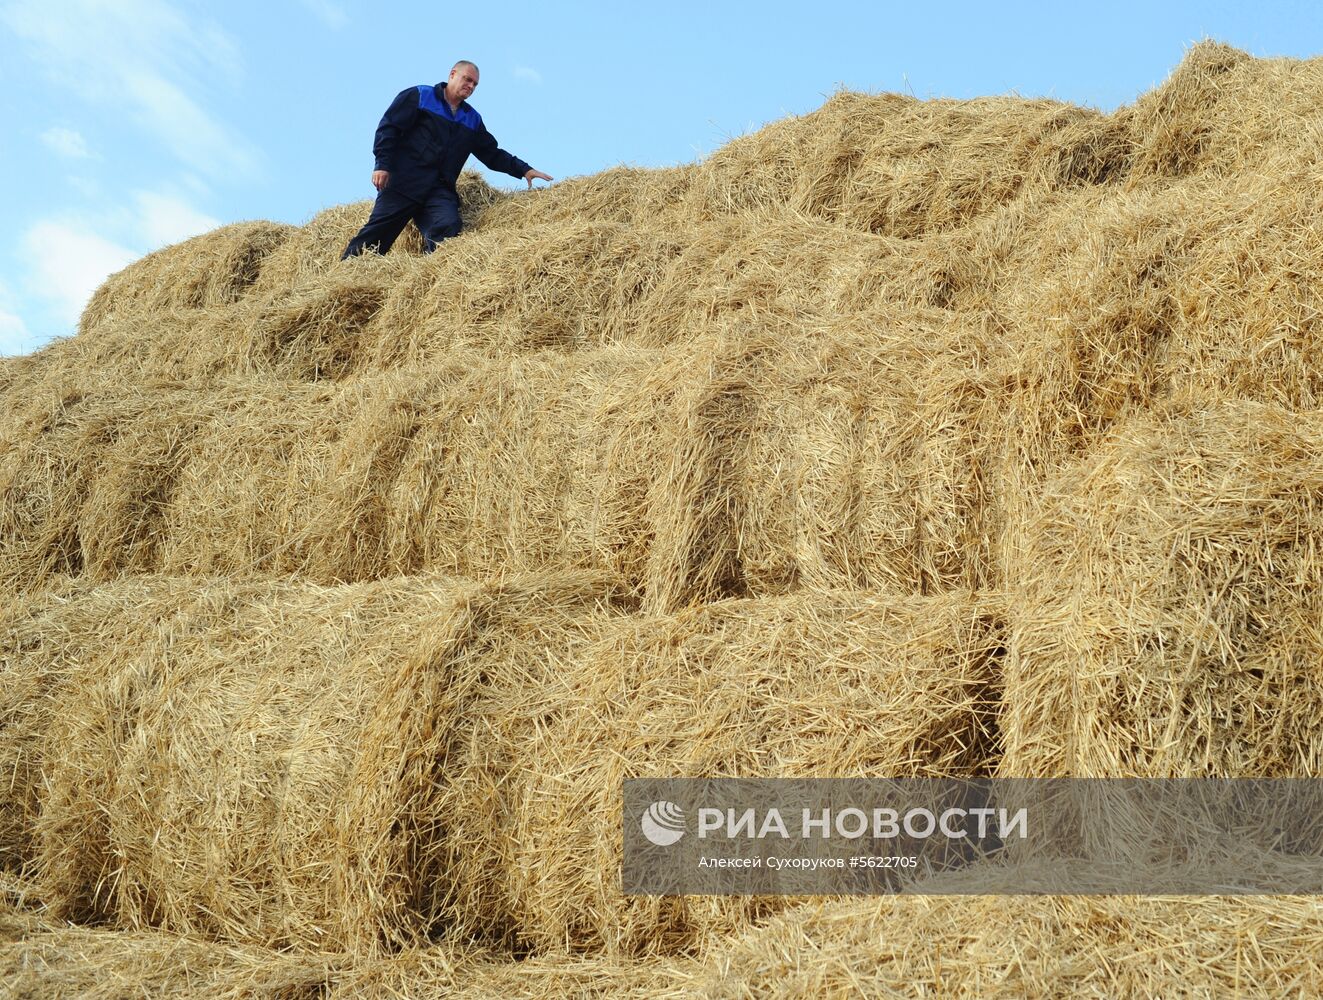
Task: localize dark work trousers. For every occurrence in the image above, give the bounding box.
[341,185,462,258]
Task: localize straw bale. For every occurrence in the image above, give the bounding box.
[437,590,1002,955]
[1,572,624,953]
[242,255,411,380]
[355,220,685,365]
[354,350,669,588]
[1153,173,1323,412]
[732,316,1010,595]
[1003,172,1323,455]
[71,375,336,582]
[823,98,1127,236]
[328,944,699,999]
[688,89,1129,235]
[474,163,698,230]
[0,917,691,1000]
[1121,42,1323,181]
[78,221,294,337]
[249,173,500,295]
[150,350,679,589]
[987,172,1323,579]
[0,382,207,590]
[1000,400,1323,779]
[623,213,889,343]
[0,920,342,1000]
[0,580,165,870]
[13,307,267,388]
[692,872,1323,998]
[685,90,915,222]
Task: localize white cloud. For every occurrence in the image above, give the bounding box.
[179,173,213,199]
[23,221,137,328]
[122,69,258,177]
[16,187,218,331]
[67,176,102,199]
[41,126,93,159]
[2,0,257,179]
[514,65,544,85]
[134,192,220,247]
[299,0,348,29]
[0,307,34,356]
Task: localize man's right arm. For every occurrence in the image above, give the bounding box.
[372,87,421,181]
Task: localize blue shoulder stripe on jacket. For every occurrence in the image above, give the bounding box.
[416,85,482,131]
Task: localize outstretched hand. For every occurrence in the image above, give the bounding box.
[524,168,553,188]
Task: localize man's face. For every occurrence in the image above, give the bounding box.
[449,65,479,101]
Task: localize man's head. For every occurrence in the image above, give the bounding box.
[448,60,479,102]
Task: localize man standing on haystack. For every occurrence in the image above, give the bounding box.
[341,60,552,258]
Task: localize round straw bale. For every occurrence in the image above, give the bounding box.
[241,256,411,380]
[1118,42,1323,181]
[250,202,421,294]
[0,918,342,1000]
[687,89,1128,236]
[357,221,684,364]
[998,183,1196,459]
[79,377,337,581]
[4,572,624,953]
[987,173,1323,585]
[473,164,698,231]
[78,221,294,337]
[0,579,129,870]
[0,383,208,591]
[629,212,909,344]
[3,343,768,599]
[437,590,1003,955]
[1001,400,1323,779]
[356,350,670,589]
[732,315,1011,596]
[251,173,498,296]
[328,944,698,1000]
[693,874,1323,998]
[685,90,915,222]
[1002,173,1323,467]
[153,350,678,591]
[821,98,1128,237]
[1151,172,1323,412]
[16,299,301,389]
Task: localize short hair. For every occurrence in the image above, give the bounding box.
[452,60,479,75]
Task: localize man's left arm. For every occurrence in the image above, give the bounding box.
[471,122,553,188]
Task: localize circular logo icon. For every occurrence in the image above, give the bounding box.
[641,800,686,846]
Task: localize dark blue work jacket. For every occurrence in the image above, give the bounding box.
[372,82,531,202]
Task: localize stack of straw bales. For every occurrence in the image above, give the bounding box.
[0,578,1001,955]
[6,40,1323,994]
[1,320,1011,603]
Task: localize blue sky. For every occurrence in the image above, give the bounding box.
[3,0,1323,355]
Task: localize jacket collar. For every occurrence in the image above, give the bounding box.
[437,82,469,115]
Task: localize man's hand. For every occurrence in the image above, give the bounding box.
[372,170,390,192]
[524,168,553,188]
